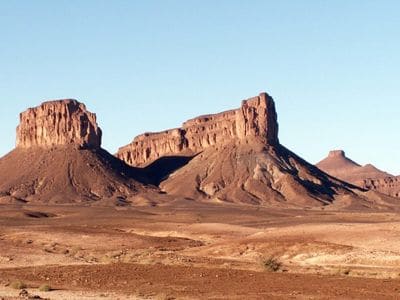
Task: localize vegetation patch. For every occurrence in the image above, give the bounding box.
[10,280,27,290]
[263,257,282,272]
[39,284,52,292]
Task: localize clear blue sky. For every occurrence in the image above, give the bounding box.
[0,1,399,174]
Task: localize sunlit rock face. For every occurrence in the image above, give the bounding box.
[117,93,279,167]
[16,99,102,149]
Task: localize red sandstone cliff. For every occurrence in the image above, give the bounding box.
[117,93,278,167]
[16,99,102,149]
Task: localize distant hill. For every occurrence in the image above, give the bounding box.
[317,150,399,198]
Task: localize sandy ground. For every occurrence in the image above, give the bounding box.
[1,201,400,299]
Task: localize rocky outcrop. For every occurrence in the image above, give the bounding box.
[16,99,102,149]
[117,93,279,167]
[327,150,349,159]
[363,176,400,198]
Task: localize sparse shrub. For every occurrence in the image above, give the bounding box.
[39,284,51,292]
[10,280,27,289]
[263,257,282,272]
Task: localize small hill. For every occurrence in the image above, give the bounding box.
[317,150,399,198]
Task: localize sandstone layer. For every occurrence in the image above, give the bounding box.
[317,150,400,198]
[16,99,102,149]
[117,93,278,167]
[0,99,152,204]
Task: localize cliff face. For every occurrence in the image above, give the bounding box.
[16,99,102,149]
[117,93,279,167]
[363,177,400,198]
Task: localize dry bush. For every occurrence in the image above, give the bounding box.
[10,280,27,289]
[343,268,351,275]
[39,284,52,291]
[263,257,282,272]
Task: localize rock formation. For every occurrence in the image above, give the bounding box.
[118,92,395,209]
[363,176,400,198]
[1,94,397,208]
[16,99,102,149]
[317,150,400,198]
[117,93,278,167]
[316,150,392,183]
[0,99,152,204]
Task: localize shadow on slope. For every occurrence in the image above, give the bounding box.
[142,155,195,186]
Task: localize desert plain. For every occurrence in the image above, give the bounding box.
[1,202,400,299]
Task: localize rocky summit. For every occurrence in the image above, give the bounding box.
[16,99,102,149]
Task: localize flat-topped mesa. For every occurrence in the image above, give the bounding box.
[117,92,279,167]
[328,150,346,158]
[16,99,102,149]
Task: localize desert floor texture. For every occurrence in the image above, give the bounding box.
[1,202,399,299]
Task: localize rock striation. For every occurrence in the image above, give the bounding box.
[16,99,102,149]
[117,93,278,167]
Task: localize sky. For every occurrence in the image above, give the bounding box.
[0,1,399,174]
